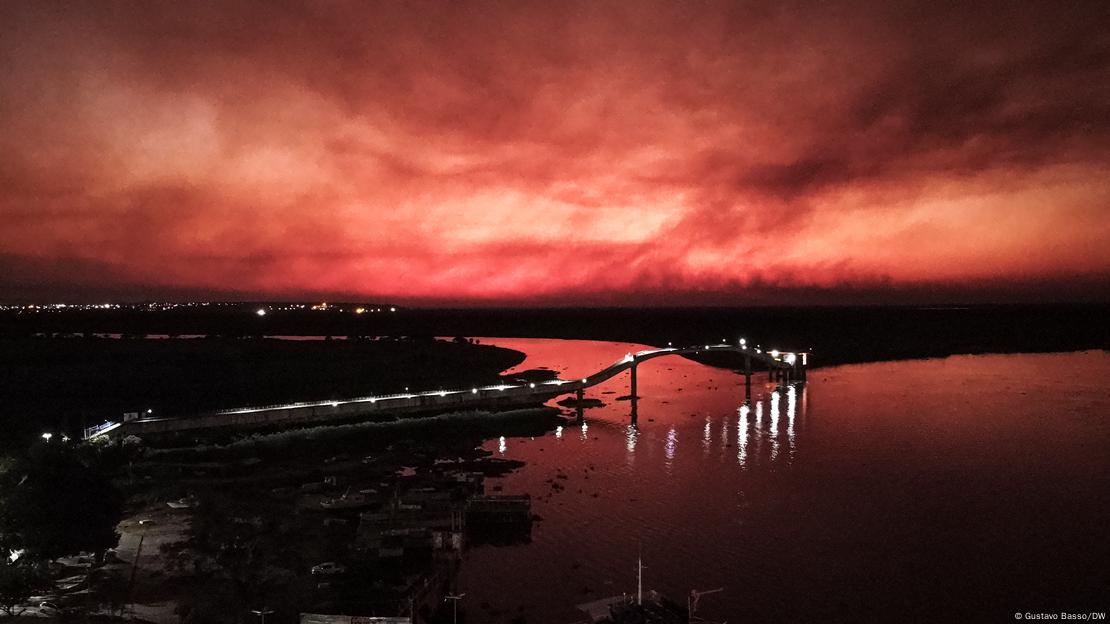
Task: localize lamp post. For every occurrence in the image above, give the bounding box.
[124,519,153,617]
[444,593,465,624]
[251,607,274,624]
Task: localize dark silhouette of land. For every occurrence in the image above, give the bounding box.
[0,335,524,451]
[3,303,1105,364]
[2,303,1106,449]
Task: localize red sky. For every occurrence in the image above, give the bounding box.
[1,1,1109,305]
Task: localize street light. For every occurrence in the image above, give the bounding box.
[444,593,465,624]
[41,433,53,441]
[250,607,274,624]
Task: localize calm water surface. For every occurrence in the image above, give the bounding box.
[455,339,1109,623]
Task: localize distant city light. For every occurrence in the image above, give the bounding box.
[255,308,266,316]
[390,307,396,312]
[355,307,366,314]
[739,338,746,346]
[41,432,52,441]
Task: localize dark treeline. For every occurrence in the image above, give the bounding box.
[3,304,1107,366]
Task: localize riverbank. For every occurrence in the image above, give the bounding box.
[0,336,526,450]
[4,304,1105,370]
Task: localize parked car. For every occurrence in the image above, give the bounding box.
[310,562,346,576]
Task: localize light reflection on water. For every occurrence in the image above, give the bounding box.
[737,403,749,466]
[769,389,780,461]
[460,339,1110,623]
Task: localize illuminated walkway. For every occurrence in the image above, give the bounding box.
[86,339,808,439]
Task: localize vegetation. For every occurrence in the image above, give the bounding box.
[0,559,47,618]
[0,441,124,563]
[0,335,525,452]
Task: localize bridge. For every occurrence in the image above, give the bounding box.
[85,339,808,440]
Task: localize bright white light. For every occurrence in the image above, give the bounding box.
[255,308,267,316]
[472,388,478,394]
[331,402,339,407]
[498,436,507,454]
[770,349,779,358]
[41,433,52,441]
[581,378,587,383]
[529,383,536,388]
[739,338,746,346]
[146,408,153,414]
[665,427,677,461]
[785,353,797,365]
[389,307,396,312]
[667,342,672,346]
[755,348,762,354]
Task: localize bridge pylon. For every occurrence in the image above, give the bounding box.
[744,353,752,403]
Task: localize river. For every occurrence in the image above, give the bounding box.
[454,339,1109,623]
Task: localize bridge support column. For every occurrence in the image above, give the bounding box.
[744,353,752,403]
[575,388,584,423]
[630,361,637,401]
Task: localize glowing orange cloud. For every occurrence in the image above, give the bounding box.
[1,1,1108,304]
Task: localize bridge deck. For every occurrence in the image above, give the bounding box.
[90,342,805,439]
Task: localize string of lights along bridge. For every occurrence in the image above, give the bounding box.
[85,338,808,439]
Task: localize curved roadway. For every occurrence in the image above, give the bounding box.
[92,341,805,438]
